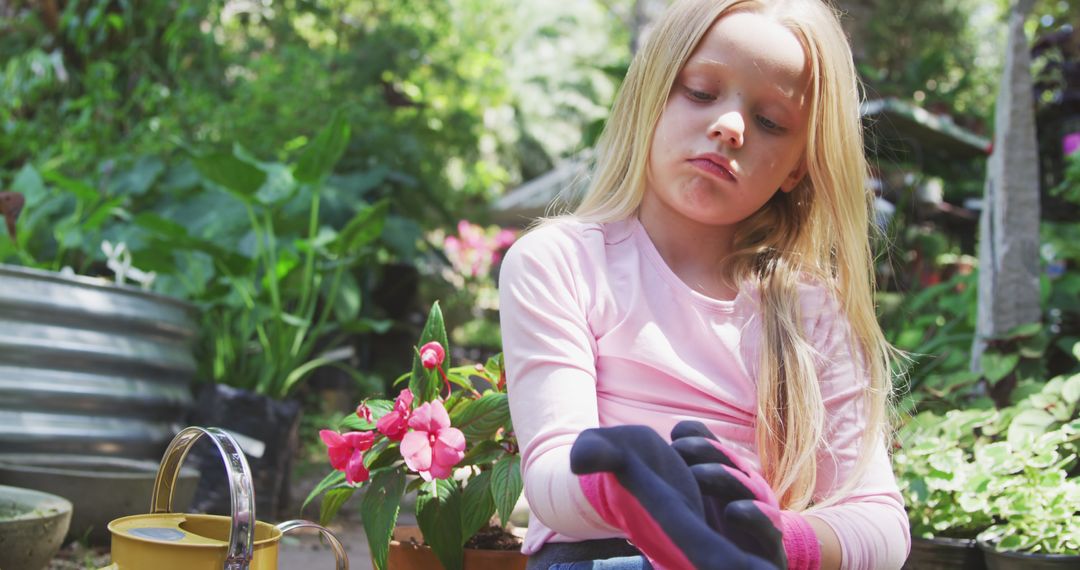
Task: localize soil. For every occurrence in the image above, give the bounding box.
[463,525,523,551]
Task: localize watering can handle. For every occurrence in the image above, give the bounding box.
[277,519,350,569]
[151,426,257,570]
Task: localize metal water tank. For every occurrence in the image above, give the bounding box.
[0,264,197,458]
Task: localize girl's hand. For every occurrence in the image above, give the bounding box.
[570,425,781,570]
[671,421,821,570]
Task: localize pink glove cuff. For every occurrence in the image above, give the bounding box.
[578,473,693,570]
[779,510,821,570]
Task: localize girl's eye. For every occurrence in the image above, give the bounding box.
[684,87,715,102]
[757,115,781,131]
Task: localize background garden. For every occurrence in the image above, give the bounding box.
[0,0,1079,568]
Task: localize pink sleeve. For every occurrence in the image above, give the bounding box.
[802,287,911,570]
[497,225,620,542]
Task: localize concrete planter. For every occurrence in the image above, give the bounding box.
[0,484,73,570]
[0,454,198,545]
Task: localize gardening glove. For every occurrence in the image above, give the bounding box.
[671,421,821,570]
[570,425,782,570]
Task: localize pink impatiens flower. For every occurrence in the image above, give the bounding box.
[376,388,414,441]
[419,341,445,369]
[356,401,373,423]
[401,399,465,481]
[320,429,375,484]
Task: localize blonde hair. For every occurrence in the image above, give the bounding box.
[564,0,897,511]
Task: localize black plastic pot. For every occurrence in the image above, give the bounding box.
[978,540,1080,570]
[903,536,986,570]
[186,383,302,520]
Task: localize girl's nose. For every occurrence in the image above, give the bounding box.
[708,110,745,148]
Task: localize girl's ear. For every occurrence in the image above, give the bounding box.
[780,158,808,193]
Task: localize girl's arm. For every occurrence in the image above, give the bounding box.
[805,515,841,569]
[803,285,911,570]
[498,224,622,542]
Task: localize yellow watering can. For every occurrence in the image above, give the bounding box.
[99,426,348,570]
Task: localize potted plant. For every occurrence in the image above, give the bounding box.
[133,111,394,518]
[896,372,1080,569]
[305,301,525,570]
[894,407,997,569]
[972,373,1080,568]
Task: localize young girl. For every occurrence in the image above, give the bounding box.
[499,0,909,568]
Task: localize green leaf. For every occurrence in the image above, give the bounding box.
[341,318,395,334]
[460,440,505,468]
[193,151,266,198]
[334,199,389,256]
[1003,322,1043,339]
[450,392,510,442]
[294,109,351,184]
[40,169,97,202]
[416,479,464,570]
[333,269,362,322]
[320,486,356,526]
[361,468,407,570]
[490,455,523,527]
[409,302,450,403]
[12,164,47,206]
[83,196,124,230]
[1018,333,1050,359]
[1007,409,1058,448]
[302,469,347,512]
[1062,374,1080,405]
[981,352,1020,385]
[365,443,402,471]
[460,470,496,543]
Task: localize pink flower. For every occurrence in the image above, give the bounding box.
[419,341,445,369]
[495,228,516,250]
[376,389,414,441]
[401,400,465,481]
[320,429,375,484]
[356,401,373,423]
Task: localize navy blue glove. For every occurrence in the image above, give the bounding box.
[671,421,821,570]
[570,425,782,569]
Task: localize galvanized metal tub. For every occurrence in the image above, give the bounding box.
[0,264,198,458]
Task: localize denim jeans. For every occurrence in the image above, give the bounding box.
[525,538,649,570]
[547,556,651,570]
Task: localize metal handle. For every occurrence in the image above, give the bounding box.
[277,520,350,570]
[151,426,256,570]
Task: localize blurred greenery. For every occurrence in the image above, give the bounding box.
[2,0,1079,406]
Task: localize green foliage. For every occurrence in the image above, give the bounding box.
[850,0,1001,127]
[878,271,979,414]
[895,375,1080,552]
[126,114,394,399]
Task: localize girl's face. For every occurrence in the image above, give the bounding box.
[644,11,811,232]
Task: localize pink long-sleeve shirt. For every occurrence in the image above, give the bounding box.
[498,217,910,570]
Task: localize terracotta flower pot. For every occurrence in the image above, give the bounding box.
[386,526,527,570]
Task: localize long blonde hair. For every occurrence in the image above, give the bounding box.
[566,0,897,510]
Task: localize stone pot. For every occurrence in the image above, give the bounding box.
[386,526,527,570]
[0,454,198,545]
[0,484,73,570]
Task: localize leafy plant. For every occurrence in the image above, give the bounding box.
[305,301,521,570]
[895,373,1080,553]
[136,112,391,400]
[878,270,978,414]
